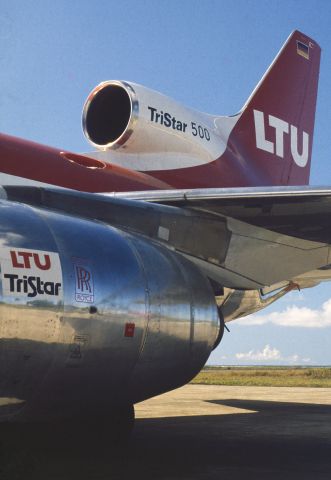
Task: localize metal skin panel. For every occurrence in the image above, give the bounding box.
[0,200,219,421]
[126,235,219,403]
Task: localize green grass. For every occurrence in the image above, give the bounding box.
[191,367,331,388]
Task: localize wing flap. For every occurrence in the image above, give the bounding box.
[108,186,331,243]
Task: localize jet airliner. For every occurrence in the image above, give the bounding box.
[0,30,328,437]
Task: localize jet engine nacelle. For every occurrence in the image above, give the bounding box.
[82,81,235,169]
[0,199,220,421]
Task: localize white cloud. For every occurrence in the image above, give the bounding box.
[235,344,311,364]
[236,344,280,361]
[302,358,312,363]
[236,298,331,328]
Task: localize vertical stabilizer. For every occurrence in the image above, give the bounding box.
[229,31,321,186]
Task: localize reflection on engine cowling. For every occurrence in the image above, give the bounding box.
[0,199,219,421]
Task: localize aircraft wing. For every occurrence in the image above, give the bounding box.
[110,185,331,243]
[3,185,331,292]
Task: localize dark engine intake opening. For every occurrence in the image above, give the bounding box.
[85,84,132,146]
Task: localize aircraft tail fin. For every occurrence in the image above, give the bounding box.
[232,30,321,186]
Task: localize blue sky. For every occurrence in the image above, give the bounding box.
[1,0,331,364]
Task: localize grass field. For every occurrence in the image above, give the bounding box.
[191,366,331,388]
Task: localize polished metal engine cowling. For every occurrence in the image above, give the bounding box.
[0,200,219,420]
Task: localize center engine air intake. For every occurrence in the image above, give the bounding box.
[83,82,134,148]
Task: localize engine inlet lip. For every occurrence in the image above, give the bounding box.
[82,80,139,150]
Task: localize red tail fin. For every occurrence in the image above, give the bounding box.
[233,30,321,186]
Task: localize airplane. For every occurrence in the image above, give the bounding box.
[0,30,328,438]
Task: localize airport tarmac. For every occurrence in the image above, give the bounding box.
[1,384,331,479]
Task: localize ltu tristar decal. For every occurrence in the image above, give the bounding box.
[0,247,63,300]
